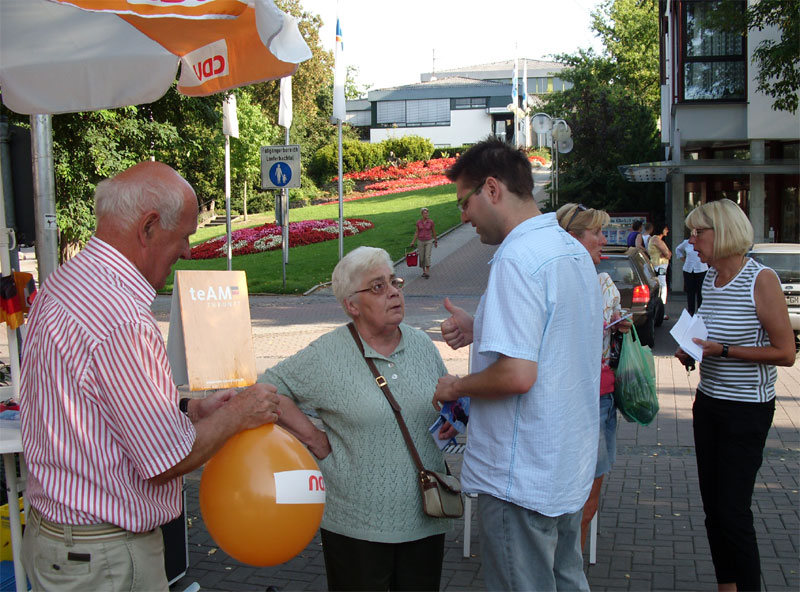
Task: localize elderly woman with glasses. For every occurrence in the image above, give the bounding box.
[556,203,631,552]
[262,246,453,591]
[675,199,795,592]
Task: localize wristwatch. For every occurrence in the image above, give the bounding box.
[721,344,729,358]
[179,397,191,416]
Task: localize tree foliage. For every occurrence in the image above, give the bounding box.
[542,51,663,216]
[591,0,660,111]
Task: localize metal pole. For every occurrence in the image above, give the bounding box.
[337,120,343,261]
[30,114,58,284]
[283,127,289,266]
[224,134,232,271]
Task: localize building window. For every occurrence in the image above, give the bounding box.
[407,99,450,125]
[377,101,406,125]
[453,97,487,109]
[377,99,450,127]
[681,0,746,101]
[346,110,371,126]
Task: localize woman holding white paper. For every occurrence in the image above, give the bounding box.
[557,203,632,551]
[676,199,794,592]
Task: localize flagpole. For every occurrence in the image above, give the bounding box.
[224,134,232,271]
[337,120,343,261]
[282,126,289,288]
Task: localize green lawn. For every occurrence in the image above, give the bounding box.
[167,183,461,294]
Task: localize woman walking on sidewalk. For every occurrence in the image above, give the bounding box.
[410,207,438,278]
[676,199,795,592]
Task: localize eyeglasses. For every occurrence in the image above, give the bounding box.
[565,204,587,231]
[690,227,713,237]
[350,277,405,297]
[456,180,485,212]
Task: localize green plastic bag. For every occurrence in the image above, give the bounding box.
[613,325,658,425]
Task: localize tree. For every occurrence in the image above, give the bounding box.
[590,0,660,111]
[542,51,663,215]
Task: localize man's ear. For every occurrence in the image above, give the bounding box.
[484,177,502,204]
[138,212,160,246]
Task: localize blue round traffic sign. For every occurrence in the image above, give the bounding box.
[269,162,292,187]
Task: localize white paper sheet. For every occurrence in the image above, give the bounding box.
[669,309,708,362]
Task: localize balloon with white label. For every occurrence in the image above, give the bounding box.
[200,424,325,566]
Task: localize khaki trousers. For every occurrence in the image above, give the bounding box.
[22,507,169,592]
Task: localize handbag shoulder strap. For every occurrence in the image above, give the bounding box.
[346,322,426,472]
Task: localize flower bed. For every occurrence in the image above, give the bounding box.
[190,218,374,260]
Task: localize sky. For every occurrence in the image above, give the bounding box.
[299,0,606,91]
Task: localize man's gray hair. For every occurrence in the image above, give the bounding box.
[94,167,191,231]
[332,246,393,311]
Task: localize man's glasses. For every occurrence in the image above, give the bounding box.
[350,277,405,297]
[565,204,587,231]
[690,227,713,237]
[457,181,485,212]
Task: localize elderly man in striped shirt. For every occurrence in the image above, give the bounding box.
[19,161,281,591]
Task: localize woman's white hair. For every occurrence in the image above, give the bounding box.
[332,246,393,312]
[94,164,191,231]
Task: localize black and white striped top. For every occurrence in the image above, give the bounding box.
[697,258,778,403]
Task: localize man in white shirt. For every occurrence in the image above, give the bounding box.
[433,139,602,591]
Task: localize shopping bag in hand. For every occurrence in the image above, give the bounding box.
[613,325,658,425]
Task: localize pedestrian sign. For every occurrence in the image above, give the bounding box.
[260,144,301,189]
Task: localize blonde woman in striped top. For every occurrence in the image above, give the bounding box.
[675,198,795,592]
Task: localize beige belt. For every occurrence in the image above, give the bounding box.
[29,507,137,543]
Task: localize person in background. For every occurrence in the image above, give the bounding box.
[648,224,671,319]
[675,198,795,592]
[676,237,709,316]
[637,221,653,250]
[626,219,643,247]
[263,246,453,591]
[19,161,280,591]
[557,203,632,551]
[434,139,601,591]
[410,207,438,278]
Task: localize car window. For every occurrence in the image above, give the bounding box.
[748,253,800,283]
[597,258,638,286]
[631,250,656,281]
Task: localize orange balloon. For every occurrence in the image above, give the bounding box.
[199,424,325,566]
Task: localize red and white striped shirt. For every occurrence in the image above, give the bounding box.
[20,238,195,532]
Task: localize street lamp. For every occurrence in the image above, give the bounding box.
[530,113,573,208]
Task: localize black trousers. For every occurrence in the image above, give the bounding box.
[320,529,445,591]
[683,270,707,315]
[693,390,775,591]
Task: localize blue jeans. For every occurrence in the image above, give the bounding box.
[477,495,589,592]
[596,393,618,478]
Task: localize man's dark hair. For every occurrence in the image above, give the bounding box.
[446,137,534,198]
[632,220,643,231]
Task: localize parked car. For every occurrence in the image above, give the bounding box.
[596,246,662,347]
[747,243,800,349]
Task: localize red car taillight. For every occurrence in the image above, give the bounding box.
[632,284,650,304]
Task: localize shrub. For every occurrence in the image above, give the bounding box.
[381,136,434,162]
[432,144,473,159]
[309,141,385,185]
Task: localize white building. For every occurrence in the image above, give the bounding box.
[345,59,569,147]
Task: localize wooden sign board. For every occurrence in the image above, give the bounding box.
[167,270,256,391]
